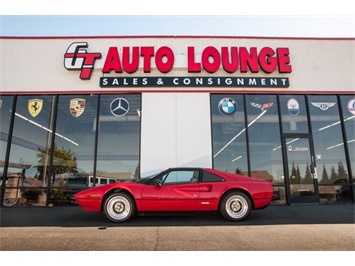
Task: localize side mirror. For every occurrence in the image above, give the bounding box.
[154,179,162,188]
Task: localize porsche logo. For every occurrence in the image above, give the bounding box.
[28,99,43,117]
[70,98,86,117]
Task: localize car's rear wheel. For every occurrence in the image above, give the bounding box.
[104,192,135,222]
[220,191,252,221]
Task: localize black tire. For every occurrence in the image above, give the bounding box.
[103,192,135,223]
[220,191,252,221]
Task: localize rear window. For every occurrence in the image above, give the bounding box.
[202,171,224,182]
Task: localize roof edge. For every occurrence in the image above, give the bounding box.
[1,35,355,40]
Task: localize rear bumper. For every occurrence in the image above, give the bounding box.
[253,198,272,209]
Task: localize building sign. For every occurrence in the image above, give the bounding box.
[100,77,289,87]
[64,42,292,88]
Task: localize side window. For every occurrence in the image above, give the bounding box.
[163,170,198,184]
[202,171,224,182]
[100,179,107,185]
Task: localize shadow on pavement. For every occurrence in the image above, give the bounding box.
[1,203,354,228]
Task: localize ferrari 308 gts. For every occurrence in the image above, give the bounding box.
[74,167,273,222]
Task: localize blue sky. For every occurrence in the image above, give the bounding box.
[0,1,354,38]
[1,15,354,38]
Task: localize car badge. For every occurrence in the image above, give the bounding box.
[70,98,86,117]
[28,99,43,117]
[347,98,355,115]
[218,97,237,115]
[287,98,300,116]
[250,102,273,111]
[311,102,336,111]
[110,98,130,117]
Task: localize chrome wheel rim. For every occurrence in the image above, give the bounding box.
[225,195,249,219]
[106,195,131,221]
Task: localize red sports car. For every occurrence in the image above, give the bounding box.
[74,168,273,222]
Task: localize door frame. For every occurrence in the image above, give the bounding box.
[282,133,320,204]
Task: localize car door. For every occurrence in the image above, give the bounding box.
[141,169,201,211]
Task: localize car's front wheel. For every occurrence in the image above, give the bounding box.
[104,192,135,222]
[220,191,252,221]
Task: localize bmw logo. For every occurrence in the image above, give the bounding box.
[110,98,130,117]
[218,98,237,115]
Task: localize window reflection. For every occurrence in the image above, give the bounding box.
[340,95,355,202]
[0,96,14,175]
[308,95,351,203]
[7,96,56,206]
[96,94,141,180]
[279,95,309,133]
[1,96,15,206]
[49,95,98,205]
[246,95,283,184]
[211,95,248,173]
[340,96,355,182]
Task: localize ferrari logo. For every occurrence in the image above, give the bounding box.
[70,98,85,117]
[28,99,43,117]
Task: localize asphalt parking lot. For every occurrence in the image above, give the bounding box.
[0,203,354,251]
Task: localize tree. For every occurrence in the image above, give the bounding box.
[337,161,348,181]
[296,165,301,181]
[304,163,313,184]
[321,164,330,184]
[329,166,337,184]
[37,143,78,184]
[290,162,300,184]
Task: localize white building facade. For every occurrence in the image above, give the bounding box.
[0,36,354,206]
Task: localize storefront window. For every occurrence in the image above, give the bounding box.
[210,95,248,173]
[246,95,283,184]
[308,95,350,203]
[340,95,355,180]
[280,95,309,133]
[340,95,355,201]
[0,96,14,173]
[7,95,56,206]
[0,96,14,206]
[96,94,141,180]
[49,95,98,205]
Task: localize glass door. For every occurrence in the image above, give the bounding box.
[283,135,319,204]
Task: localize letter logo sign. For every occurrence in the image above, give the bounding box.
[63,42,292,88]
[64,42,102,80]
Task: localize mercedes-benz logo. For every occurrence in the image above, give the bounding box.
[110,98,130,117]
